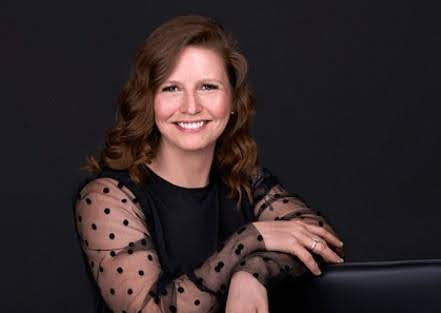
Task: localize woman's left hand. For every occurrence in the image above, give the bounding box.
[225,271,269,313]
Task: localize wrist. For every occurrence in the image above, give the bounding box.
[231,270,263,285]
[231,271,267,295]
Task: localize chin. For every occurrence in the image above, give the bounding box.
[175,141,214,152]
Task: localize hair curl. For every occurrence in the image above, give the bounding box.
[82,14,262,208]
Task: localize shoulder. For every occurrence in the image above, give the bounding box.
[250,165,278,187]
[74,175,149,224]
[75,166,148,200]
[76,174,140,210]
[80,176,134,196]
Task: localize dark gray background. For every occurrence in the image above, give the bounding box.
[1,1,440,312]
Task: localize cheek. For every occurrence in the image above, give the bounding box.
[154,96,178,122]
[207,94,231,119]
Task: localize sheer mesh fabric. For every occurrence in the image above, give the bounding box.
[75,177,266,313]
[74,166,344,313]
[231,166,345,287]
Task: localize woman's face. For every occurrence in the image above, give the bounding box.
[153,46,232,154]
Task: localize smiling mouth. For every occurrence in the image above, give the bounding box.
[173,120,211,130]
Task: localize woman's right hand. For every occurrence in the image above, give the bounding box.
[252,220,344,276]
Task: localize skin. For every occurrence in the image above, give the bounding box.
[226,271,269,313]
[148,45,232,188]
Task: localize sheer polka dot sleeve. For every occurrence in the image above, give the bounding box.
[229,166,345,287]
[74,177,267,313]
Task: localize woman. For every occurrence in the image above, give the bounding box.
[73,14,345,313]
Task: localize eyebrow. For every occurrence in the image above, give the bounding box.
[163,79,226,86]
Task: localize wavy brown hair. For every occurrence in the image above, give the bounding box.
[81,14,262,208]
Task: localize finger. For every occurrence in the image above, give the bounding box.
[290,239,322,275]
[297,214,341,239]
[297,231,344,264]
[302,222,344,248]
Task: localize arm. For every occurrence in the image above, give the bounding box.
[74,177,268,313]
[230,166,345,287]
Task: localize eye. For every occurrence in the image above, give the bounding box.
[201,84,218,90]
[162,85,178,92]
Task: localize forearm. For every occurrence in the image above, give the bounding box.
[231,250,308,288]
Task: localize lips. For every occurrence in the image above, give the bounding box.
[173,120,211,132]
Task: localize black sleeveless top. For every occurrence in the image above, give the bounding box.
[143,165,254,273]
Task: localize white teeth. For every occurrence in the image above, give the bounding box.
[177,121,205,129]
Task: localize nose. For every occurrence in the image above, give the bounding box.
[180,92,202,115]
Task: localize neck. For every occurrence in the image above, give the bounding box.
[148,138,216,188]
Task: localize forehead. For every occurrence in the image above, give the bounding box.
[166,46,228,81]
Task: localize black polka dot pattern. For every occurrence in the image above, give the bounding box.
[73,171,338,313]
[237,167,344,290]
[234,243,244,255]
[214,261,224,272]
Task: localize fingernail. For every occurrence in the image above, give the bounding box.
[337,258,344,263]
[339,241,344,247]
[316,270,322,275]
